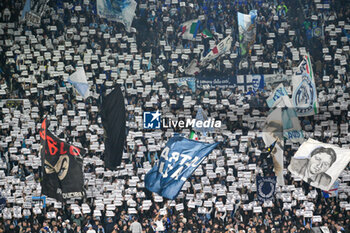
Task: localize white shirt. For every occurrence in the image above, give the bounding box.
[129,221,142,233]
[155,220,165,231]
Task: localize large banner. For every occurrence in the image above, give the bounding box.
[145,136,219,199]
[292,54,318,116]
[97,0,137,32]
[196,76,236,89]
[288,138,350,191]
[196,74,263,90]
[40,119,85,202]
[236,75,264,93]
[238,10,257,56]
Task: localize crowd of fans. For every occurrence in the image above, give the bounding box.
[0,0,349,232]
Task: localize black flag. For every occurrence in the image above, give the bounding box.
[101,85,126,170]
[40,119,85,202]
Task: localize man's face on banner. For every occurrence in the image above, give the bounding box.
[44,155,70,180]
[308,152,332,175]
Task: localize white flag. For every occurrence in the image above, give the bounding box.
[200,36,233,66]
[262,108,284,185]
[266,84,304,143]
[266,83,290,108]
[184,59,201,75]
[68,67,90,99]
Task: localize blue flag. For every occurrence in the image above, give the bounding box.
[145,136,219,199]
[21,0,31,20]
[256,176,276,202]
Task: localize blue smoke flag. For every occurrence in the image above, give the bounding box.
[145,136,219,199]
[193,107,214,136]
[256,176,277,202]
[97,0,137,32]
[322,180,339,198]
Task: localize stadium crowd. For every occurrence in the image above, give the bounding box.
[0,0,349,232]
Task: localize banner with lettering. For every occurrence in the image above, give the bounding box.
[40,118,85,201]
[145,136,219,199]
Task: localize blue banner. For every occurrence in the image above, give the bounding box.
[145,136,219,199]
[97,0,137,32]
[196,74,266,91]
[256,176,276,202]
[196,75,236,89]
[237,74,264,94]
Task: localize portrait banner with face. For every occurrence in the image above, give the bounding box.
[40,119,85,202]
[288,138,350,191]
